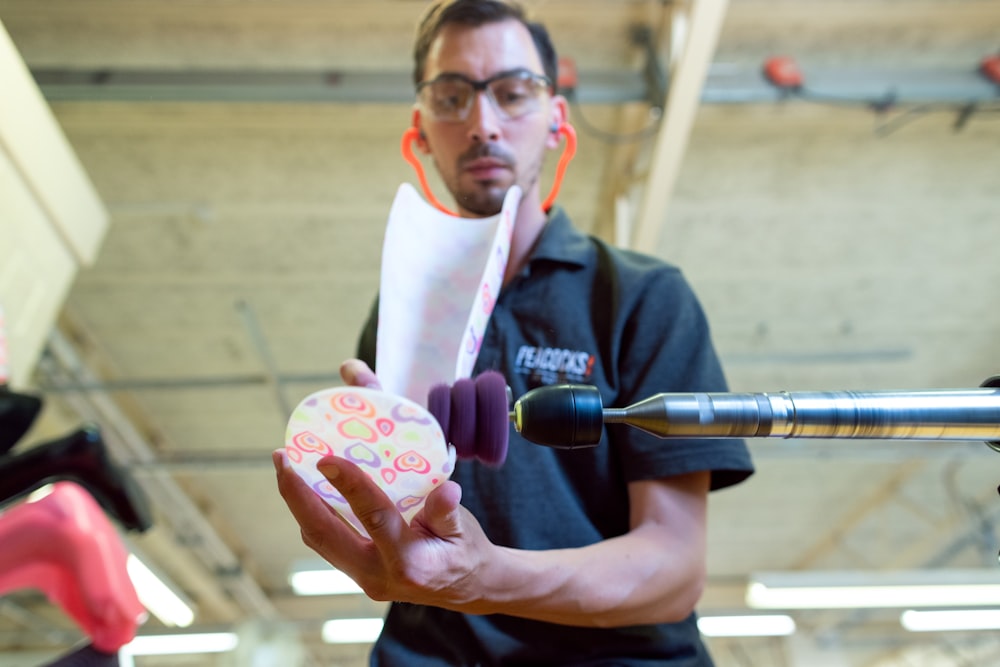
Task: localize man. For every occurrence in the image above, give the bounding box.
[274,1,754,664]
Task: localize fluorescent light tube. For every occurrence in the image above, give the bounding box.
[126,554,195,627]
[289,562,363,595]
[901,609,1000,632]
[698,614,796,637]
[123,632,238,655]
[322,618,384,644]
[747,570,1000,610]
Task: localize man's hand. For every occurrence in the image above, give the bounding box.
[273,440,499,613]
[274,357,501,611]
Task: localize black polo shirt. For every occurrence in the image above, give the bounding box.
[359,206,753,666]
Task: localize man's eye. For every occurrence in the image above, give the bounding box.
[431,83,468,110]
[497,90,527,105]
[493,83,532,105]
[435,95,461,110]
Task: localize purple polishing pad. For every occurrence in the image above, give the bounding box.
[474,371,510,466]
[448,378,478,460]
[427,383,451,438]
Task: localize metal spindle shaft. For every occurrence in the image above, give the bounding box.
[511,380,1000,451]
[603,389,1000,442]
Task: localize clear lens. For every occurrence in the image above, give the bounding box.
[420,77,473,121]
[418,71,549,122]
[488,74,545,118]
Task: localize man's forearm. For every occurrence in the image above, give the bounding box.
[452,521,706,628]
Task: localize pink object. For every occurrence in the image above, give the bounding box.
[285,387,456,537]
[0,482,147,653]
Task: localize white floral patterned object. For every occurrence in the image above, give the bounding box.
[284,386,456,537]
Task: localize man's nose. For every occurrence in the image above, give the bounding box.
[466,91,502,143]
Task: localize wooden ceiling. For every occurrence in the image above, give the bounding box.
[2,1,999,665]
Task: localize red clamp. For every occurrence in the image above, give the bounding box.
[763,56,804,91]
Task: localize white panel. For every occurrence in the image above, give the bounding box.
[0,17,109,386]
[0,147,76,387]
[0,18,108,265]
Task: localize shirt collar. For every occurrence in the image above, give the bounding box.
[525,206,590,269]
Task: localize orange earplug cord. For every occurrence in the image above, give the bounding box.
[400,124,578,217]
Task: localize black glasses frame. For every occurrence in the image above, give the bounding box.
[416,68,554,122]
[416,68,553,97]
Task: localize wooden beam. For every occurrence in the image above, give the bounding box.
[0,20,108,266]
[590,102,652,245]
[591,2,673,247]
[630,0,729,253]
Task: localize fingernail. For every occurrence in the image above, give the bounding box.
[317,461,340,480]
[272,449,286,469]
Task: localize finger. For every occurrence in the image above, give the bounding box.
[274,450,347,533]
[340,359,381,389]
[273,450,367,563]
[317,456,405,546]
[414,480,464,539]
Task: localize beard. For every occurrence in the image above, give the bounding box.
[449,143,518,217]
[456,185,507,216]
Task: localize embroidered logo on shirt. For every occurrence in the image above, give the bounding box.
[513,345,595,384]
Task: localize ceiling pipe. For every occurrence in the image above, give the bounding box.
[28,64,999,106]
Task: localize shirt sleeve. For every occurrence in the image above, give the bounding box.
[611,268,754,491]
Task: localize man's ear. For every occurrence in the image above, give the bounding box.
[545,95,570,150]
[411,108,431,154]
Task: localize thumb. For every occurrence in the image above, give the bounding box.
[417,480,464,538]
[340,358,381,389]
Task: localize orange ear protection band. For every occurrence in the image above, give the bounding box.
[400,123,578,216]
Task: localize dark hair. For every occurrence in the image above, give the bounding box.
[413,0,558,87]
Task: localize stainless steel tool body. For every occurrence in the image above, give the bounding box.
[511,377,1000,452]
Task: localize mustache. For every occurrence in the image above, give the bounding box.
[457,143,515,168]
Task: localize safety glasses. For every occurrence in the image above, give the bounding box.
[416,68,553,123]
